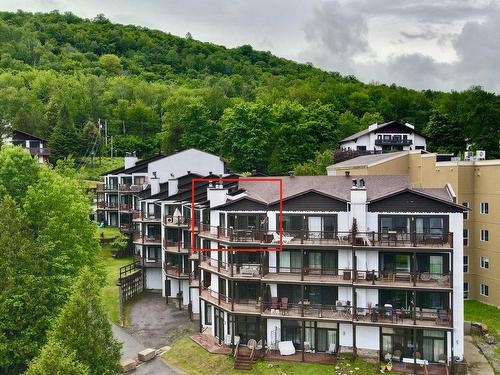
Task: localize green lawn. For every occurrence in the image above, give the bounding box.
[78,157,123,180]
[465,300,500,337]
[96,226,121,240]
[163,337,377,375]
[99,244,133,324]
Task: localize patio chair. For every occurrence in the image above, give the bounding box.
[272,231,293,244]
[256,339,263,350]
[392,349,402,362]
[280,297,289,315]
[326,343,337,355]
[247,339,257,350]
[271,297,279,309]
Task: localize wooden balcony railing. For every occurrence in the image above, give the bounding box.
[163,215,190,226]
[132,232,161,244]
[163,262,189,278]
[163,240,189,253]
[198,225,453,248]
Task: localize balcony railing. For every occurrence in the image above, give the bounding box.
[163,262,189,278]
[27,147,51,156]
[199,287,261,314]
[198,225,453,248]
[163,240,189,253]
[375,138,413,146]
[163,215,190,227]
[119,223,134,233]
[200,259,263,278]
[96,202,118,209]
[133,212,162,222]
[132,232,161,244]
[119,203,134,211]
[119,184,148,192]
[135,256,161,268]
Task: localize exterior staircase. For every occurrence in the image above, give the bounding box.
[233,347,255,371]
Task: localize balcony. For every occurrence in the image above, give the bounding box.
[354,270,451,289]
[96,202,118,210]
[198,225,453,249]
[163,215,190,228]
[199,287,261,315]
[119,184,148,193]
[163,240,189,254]
[119,223,135,234]
[163,262,189,279]
[200,258,263,279]
[119,203,134,212]
[135,256,161,268]
[96,184,119,192]
[375,137,412,147]
[260,301,451,328]
[132,232,161,245]
[27,147,51,156]
[132,212,162,222]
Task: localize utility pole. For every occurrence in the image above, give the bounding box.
[104,119,108,147]
[110,136,113,158]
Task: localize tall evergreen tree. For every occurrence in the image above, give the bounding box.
[48,102,80,161]
[47,268,121,375]
[25,340,89,375]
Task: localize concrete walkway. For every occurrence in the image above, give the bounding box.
[112,324,181,375]
[464,335,494,375]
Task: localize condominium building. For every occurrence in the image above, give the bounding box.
[339,121,426,153]
[159,174,464,368]
[97,149,226,289]
[328,150,500,307]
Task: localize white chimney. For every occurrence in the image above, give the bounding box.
[207,182,228,209]
[124,152,138,169]
[150,171,160,196]
[350,178,367,232]
[405,122,415,129]
[168,178,179,196]
[368,123,378,131]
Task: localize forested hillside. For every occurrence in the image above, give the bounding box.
[0,10,498,173]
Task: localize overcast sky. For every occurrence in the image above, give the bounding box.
[1,0,499,92]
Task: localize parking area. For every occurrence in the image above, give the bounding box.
[127,292,198,349]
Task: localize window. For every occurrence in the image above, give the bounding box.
[204,303,212,325]
[463,256,469,273]
[480,284,489,297]
[480,202,489,214]
[146,246,159,262]
[357,146,367,151]
[463,229,469,247]
[480,229,489,242]
[464,282,469,300]
[480,256,489,269]
[462,202,469,220]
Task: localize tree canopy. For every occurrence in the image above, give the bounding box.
[0,10,498,172]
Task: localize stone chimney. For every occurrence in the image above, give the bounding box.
[124,151,138,169]
[150,171,160,196]
[350,178,367,232]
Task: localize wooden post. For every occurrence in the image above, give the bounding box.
[413,327,417,375]
[353,323,357,358]
[412,252,417,286]
[301,320,305,362]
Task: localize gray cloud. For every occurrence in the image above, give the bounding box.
[400,30,439,40]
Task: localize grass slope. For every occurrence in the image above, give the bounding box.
[163,337,377,375]
[79,157,124,181]
[99,235,133,324]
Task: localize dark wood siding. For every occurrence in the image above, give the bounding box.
[269,191,347,211]
[221,198,268,211]
[369,192,463,213]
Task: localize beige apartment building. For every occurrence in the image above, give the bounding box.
[328,151,500,306]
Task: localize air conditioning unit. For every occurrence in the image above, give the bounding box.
[167,217,173,223]
[476,150,486,160]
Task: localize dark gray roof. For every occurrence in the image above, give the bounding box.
[220,175,457,207]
